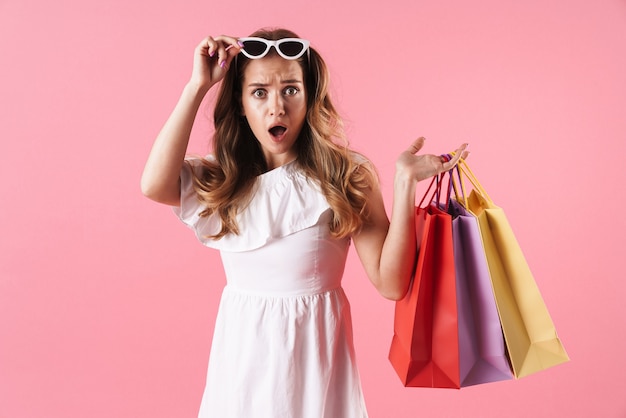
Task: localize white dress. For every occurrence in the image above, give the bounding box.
[174,158,369,418]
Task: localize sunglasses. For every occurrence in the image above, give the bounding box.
[238,37,310,60]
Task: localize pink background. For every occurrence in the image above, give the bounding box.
[1,0,625,417]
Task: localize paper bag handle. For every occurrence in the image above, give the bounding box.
[449,152,493,204]
[449,163,468,208]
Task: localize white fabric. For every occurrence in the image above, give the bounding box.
[174,158,332,252]
[174,159,368,418]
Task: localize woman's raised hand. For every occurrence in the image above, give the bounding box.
[190,35,242,90]
[396,137,469,183]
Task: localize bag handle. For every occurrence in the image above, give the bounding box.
[435,155,454,211]
[417,163,452,210]
[417,154,466,210]
[449,152,493,204]
[417,175,439,208]
[449,160,468,208]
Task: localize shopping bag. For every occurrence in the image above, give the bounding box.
[457,159,569,378]
[389,175,460,388]
[447,166,514,386]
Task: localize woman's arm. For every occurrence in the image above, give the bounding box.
[140,35,241,205]
[352,137,468,300]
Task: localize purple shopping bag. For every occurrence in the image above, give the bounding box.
[447,166,513,386]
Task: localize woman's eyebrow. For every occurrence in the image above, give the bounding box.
[246,79,303,87]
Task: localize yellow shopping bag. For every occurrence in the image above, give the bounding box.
[457,159,569,378]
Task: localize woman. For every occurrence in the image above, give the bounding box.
[141,27,467,417]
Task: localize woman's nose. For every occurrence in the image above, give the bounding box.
[268,93,285,116]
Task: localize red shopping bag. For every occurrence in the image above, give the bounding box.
[389,175,460,388]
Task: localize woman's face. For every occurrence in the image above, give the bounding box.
[241,55,307,170]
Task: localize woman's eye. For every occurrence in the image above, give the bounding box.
[284,87,299,96]
[252,89,266,98]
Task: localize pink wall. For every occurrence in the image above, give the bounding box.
[1,0,625,416]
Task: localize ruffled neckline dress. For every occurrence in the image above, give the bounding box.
[174,158,369,418]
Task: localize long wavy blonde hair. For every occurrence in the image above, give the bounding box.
[188,28,376,240]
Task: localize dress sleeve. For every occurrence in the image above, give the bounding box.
[172,158,203,228]
[172,158,219,232]
[171,157,225,248]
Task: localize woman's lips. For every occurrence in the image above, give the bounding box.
[269,126,287,141]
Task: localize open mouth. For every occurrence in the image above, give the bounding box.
[268,125,287,139]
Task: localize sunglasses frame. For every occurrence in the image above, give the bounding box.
[238,37,310,60]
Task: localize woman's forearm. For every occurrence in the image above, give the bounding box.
[376,172,418,300]
[140,82,209,205]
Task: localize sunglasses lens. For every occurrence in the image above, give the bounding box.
[242,40,268,57]
[278,41,305,57]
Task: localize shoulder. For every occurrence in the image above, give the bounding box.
[182,154,219,174]
[348,150,377,172]
[348,150,379,187]
[349,150,369,165]
[184,154,217,166]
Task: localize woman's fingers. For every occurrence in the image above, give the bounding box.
[191,35,242,87]
[442,143,469,170]
[407,137,426,155]
[211,35,242,69]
